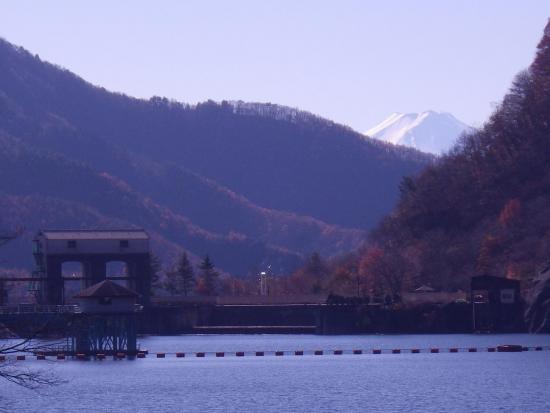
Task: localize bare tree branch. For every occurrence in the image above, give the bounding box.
[0,337,66,355]
[0,358,65,389]
[0,227,65,393]
[0,227,23,248]
[0,323,66,390]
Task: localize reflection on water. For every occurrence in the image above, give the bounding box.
[2,334,550,413]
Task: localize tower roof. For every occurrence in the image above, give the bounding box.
[414,285,436,292]
[74,280,139,298]
[39,229,149,240]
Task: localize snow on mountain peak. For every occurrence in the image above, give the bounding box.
[365,111,472,155]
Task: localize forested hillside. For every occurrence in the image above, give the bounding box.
[367,20,550,292]
[0,38,429,275]
[291,20,550,297]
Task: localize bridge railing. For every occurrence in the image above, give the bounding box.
[0,304,79,314]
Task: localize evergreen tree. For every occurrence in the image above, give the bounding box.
[165,252,195,296]
[305,252,326,278]
[306,252,327,293]
[197,254,219,296]
[148,253,162,296]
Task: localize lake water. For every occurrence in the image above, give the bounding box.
[2,334,550,413]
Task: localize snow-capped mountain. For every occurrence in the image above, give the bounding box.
[365,111,472,155]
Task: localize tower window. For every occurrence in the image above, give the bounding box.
[120,240,129,248]
[67,240,77,249]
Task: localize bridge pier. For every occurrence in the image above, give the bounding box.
[43,258,63,305]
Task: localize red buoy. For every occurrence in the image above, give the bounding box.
[16,355,25,361]
[392,349,401,354]
[372,349,382,354]
[176,352,185,358]
[353,349,362,355]
[116,352,125,359]
[216,352,225,357]
[430,348,439,353]
[156,353,166,358]
[294,350,303,356]
[275,351,284,356]
[57,354,65,360]
[468,348,477,353]
[487,347,496,352]
[236,352,245,357]
[96,354,105,360]
[255,351,264,356]
[314,350,323,356]
[196,352,205,358]
[137,352,146,358]
[497,345,523,353]
[450,348,459,353]
[333,350,343,355]
[411,349,420,354]
[36,355,46,360]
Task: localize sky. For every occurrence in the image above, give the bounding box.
[1,1,548,131]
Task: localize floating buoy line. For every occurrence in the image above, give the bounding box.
[0,344,548,361]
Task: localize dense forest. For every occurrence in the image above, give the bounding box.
[285,20,550,298]
[0,37,429,278]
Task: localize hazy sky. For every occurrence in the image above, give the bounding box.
[1,1,548,130]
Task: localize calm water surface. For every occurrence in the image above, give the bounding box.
[2,334,550,413]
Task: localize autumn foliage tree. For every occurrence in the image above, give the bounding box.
[359,247,409,298]
[498,199,521,227]
[323,255,361,297]
[288,252,329,294]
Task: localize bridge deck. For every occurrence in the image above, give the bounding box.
[0,304,79,314]
[193,325,317,334]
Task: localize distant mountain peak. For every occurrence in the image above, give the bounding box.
[365,111,472,155]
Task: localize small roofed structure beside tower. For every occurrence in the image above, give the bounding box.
[74,280,140,314]
[70,280,141,357]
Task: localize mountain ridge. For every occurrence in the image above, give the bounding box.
[0,37,431,275]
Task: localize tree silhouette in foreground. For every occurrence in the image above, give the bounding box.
[0,230,64,404]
